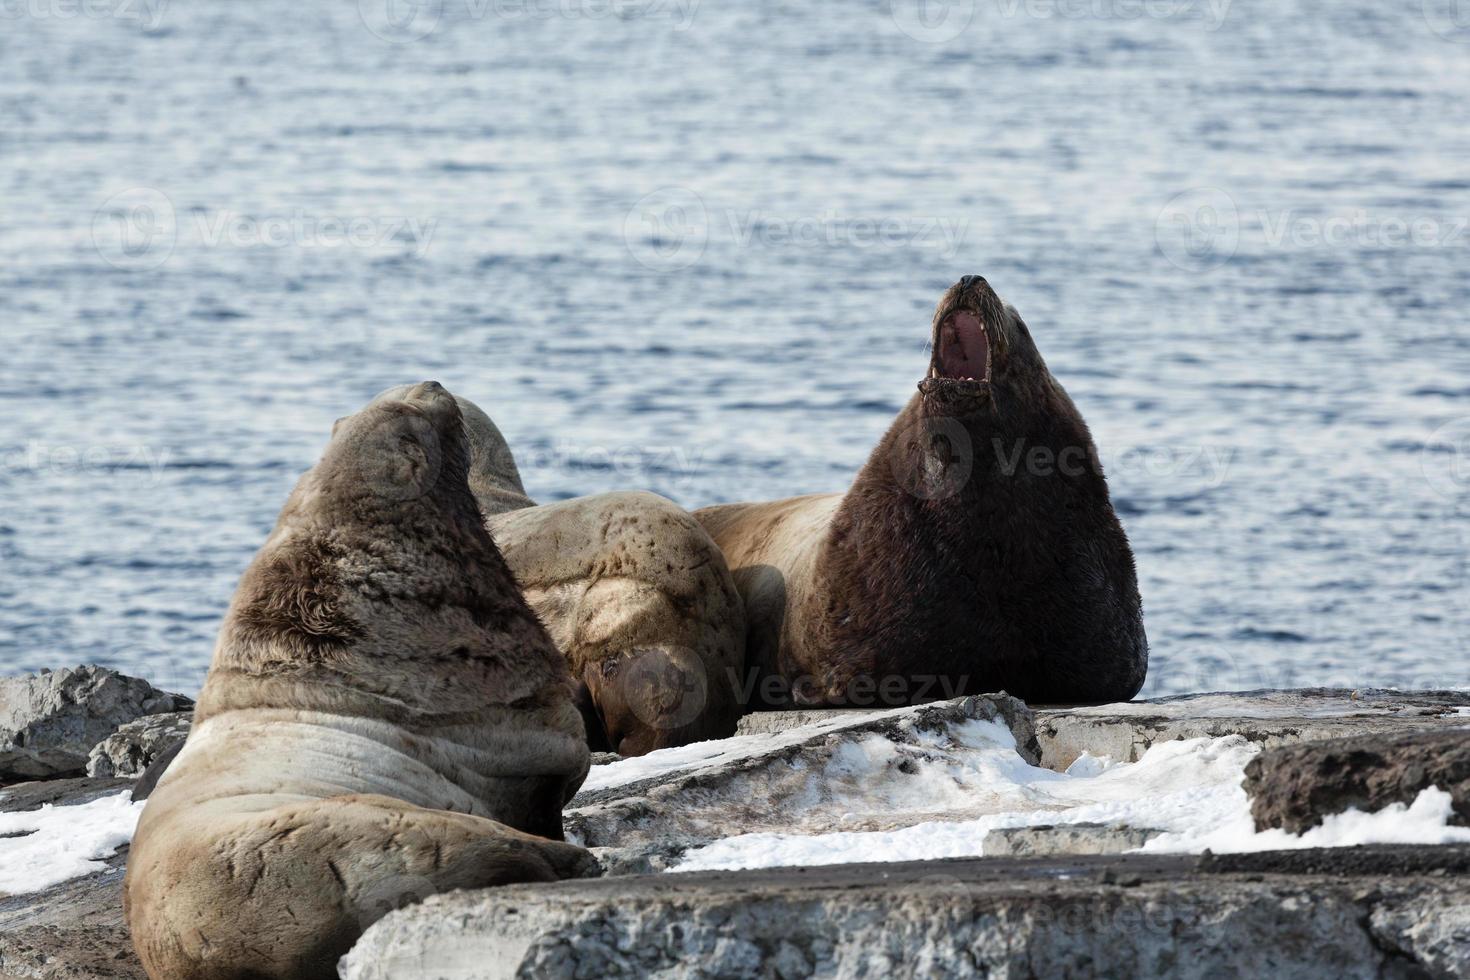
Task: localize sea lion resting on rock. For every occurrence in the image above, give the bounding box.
[372,386,745,756]
[696,275,1147,708]
[125,383,597,980]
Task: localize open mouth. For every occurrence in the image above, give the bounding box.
[930,309,990,383]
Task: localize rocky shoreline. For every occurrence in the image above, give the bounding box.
[2,667,1468,979]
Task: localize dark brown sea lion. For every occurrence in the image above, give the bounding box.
[125,382,597,980]
[695,276,1147,708]
[372,385,746,756]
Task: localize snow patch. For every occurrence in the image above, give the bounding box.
[670,735,1470,873]
[0,791,144,896]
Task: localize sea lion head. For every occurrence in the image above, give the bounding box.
[320,380,472,514]
[370,383,534,516]
[203,380,576,722]
[919,274,1048,414]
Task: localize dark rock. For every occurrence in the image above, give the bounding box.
[87,712,191,779]
[1,666,193,783]
[1244,729,1470,834]
[129,739,185,803]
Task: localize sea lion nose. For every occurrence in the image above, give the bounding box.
[959,275,987,290]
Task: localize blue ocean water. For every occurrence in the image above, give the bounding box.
[1,0,1468,697]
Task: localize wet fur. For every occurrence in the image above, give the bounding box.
[697,278,1147,707]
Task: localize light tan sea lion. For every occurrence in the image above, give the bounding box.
[124,382,597,980]
[695,275,1148,708]
[373,387,746,756]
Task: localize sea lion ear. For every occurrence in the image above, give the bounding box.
[332,416,347,436]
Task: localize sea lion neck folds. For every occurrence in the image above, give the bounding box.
[126,382,596,980]
[696,277,1147,711]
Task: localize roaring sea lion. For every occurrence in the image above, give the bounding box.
[695,275,1147,708]
[125,382,597,980]
[372,386,746,756]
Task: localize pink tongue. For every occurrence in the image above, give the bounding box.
[938,312,989,380]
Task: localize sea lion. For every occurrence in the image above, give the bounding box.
[372,386,746,756]
[125,382,597,980]
[695,275,1147,708]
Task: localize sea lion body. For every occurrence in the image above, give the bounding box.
[373,387,746,756]
[696,277,1147,708]
[125,383,596,980]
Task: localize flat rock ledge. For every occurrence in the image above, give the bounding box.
[569,695,1037,875]
[341,845,1470,980]
[1034,688,1470,771]
[1245,728,1470,834]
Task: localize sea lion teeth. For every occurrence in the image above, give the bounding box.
[695,276,1147,709]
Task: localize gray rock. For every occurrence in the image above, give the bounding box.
[1,666,192,782]
[565,695,1037,871]
[0,777,144,979]
[983,822,1164,857]
[1244,729,1470,834]
[735,708,881,736]
[1036,688,1470,771]
[0,853,141,979]
[0,777,136,815]
[340,846,1470,980]
[1371,894,1470,979]
[86,712,192,779]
